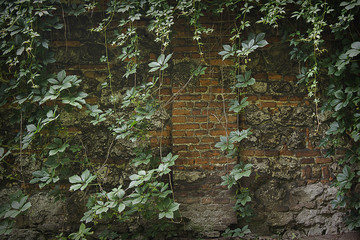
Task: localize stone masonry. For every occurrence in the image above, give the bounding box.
[0,11,349,239]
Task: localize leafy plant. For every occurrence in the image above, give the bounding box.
[68,223,93,240]
[69,170,97,191]
[0,191,31,235]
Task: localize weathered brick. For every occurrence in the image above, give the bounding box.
[172,116,187,123]
[172,130,186,136]
[200,79,218,86]
[268,73,282,80]
[264,150,279,157]
[300,158,315,164]
[295,150,321,157]
[202,150,221,157]
[193,116,208,123]
[194,130,208,136]
[253,72,267,79]
[195,102,208,108]
[284,75,297,81]
[173,137,200,144]
[260,102,277,108]
[173,124,200,130]
[195,158,209,164]
[177,94,202,100]
[242,149,255,156]
[173,109,191,115]
[316,157,332,164]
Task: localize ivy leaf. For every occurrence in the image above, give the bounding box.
[118,203,125,213]
[16,46,24,56]
[57,70,66,82]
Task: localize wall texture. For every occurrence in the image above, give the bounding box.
[0,12,349,239]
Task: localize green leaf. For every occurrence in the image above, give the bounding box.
[334,90,344,99]
[16,46,24,56]
[118,203,125,213]
[69,175,82,183]
[57,70,66,81]
[351,41,360,50]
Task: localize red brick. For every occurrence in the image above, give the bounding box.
[173,137,199,144]
[268,73,282,80]
[201,123,214,129]
[194,130,208,136]
[253,150,265,156]
[195,144,211,150]
[176,158,195,165]
[200,79,218,86]
[200,165,215,170]
[173,109,191,115]
[172,130,186,136]
[173,124,200,130]
[278,96,288,101]
[173,145,187,152]
[192,109,202,115]
[172,87,182,94]
[316,157,332,164]
[201,137,216,143]
[211,87,230,93]
[247,95,258,101]
[260,102,277,109]
[185,131,194,136]
[242,150,255,156]
[195,102,208,107]
[214,157,236,164]
[202,150,221,157]
[208,102,224,108]
[160,88,171,95]
[300,158,315,164]
[193,116,208,123]
[253,73,267,79]
[289,96,303,101]
[260,96,273,100]
[210,129,227,136]
[185,152,201,158]
[202,94,216,101]
[193,87,208,93]
[181,94,202,101]
[295,150,321,157]
[172,116,187,123]
[264,150,279,156]
[195,158,209,164]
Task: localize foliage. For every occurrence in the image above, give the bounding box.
[0,190,31,235]
[0,0,360,238]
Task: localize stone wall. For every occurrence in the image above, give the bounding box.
[0,12,348,239]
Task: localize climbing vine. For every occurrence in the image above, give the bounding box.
[0,0,359,238]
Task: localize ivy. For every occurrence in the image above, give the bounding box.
[1,0,360,237]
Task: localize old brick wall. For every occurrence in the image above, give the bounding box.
[0,11,347,239]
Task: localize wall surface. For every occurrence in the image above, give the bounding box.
[0,12,349,239]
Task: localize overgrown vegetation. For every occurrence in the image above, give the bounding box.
[0,0,359,238]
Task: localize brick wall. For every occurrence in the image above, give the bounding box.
[0,12,347,238]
